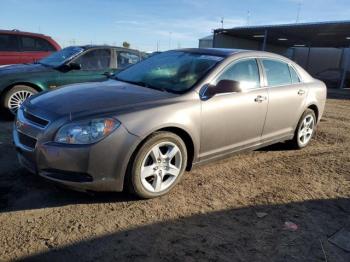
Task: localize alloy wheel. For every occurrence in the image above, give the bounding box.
[140,141,182,193]
[8,90,34,114]
[298,114,315,146]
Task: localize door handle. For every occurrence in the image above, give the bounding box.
[254,95,267,103]
[298,89,305,95]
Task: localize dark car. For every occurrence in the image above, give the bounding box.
[0,29,61,65]
[0,45,142,113]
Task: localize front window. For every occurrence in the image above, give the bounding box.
[215,59,260,90]
[115,51,223,92]
[39,46,84,67]
[74,49,111,70]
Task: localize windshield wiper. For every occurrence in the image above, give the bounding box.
[114,77,167,92]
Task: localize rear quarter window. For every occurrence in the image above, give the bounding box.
[289,65,301,84]
[0,34,19,51]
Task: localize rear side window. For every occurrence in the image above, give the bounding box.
[289,65,301,83]
[262,59,291,86]
[74,49,111,70]
[117,51,140,69]
[215,59,260,90]
[0,34,19,51]
[20,36,56,52]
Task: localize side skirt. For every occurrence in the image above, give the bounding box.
[192,134,294,168]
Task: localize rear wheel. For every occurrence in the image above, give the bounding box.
[290,109,316,149]
[129,132,187,199]
[3,85,37,115]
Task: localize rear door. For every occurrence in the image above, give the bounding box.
[0,34,21,65]
[55,48,112,86]
[260,58,307,142]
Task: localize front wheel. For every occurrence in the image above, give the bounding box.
[3,85,38,115]
[129,132,187,199]
[290,109,316,149]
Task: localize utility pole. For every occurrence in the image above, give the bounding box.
[220,17,224,29]
[156,40,159,52]
[247,11,251,26]
[296,1,302,23]
[169,32,172,50]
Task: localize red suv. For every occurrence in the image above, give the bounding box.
[0,30,61,66]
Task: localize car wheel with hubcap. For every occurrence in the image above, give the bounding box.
[129,131,187,198]
[290,109,316,149]
[3,85,37,115]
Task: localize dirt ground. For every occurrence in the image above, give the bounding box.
[0,91,349,262]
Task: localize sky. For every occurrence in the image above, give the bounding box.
[1,0,350,52]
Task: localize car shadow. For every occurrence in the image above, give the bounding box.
[0,168,140,213]
[0,109,14,122]
[18,198,350,262]
[256,142,295,152]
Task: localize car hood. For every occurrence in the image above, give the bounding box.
[0,63,52,76]
[26,80,176,119]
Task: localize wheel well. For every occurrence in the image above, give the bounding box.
[1,82,42,101]
[129,127,195,172]
[308,104,319,121]
[158,127,195,171]
[123,127,195,191]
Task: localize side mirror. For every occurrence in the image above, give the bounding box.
[69,62,82,70]
[102,71,115,77]
[205,80,242,97]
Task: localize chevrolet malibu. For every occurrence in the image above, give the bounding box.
[13,49,327,198]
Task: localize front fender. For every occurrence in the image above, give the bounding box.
[118,96,201,162]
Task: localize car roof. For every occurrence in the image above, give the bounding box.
[177,48,247,57]
[0,29,52,39]
[174,48,295,61]
[75,45,141,53]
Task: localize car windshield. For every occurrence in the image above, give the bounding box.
[115,51,224,92]
[39,46,84,67]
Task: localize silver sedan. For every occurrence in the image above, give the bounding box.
[13,48,327,198]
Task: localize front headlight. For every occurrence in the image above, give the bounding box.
[55,117,121,144]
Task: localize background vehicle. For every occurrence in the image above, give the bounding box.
[0,29,61,65]
[0,45,142,113]
[13,49,326,198]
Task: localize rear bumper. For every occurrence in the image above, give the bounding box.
[13,123,141,192]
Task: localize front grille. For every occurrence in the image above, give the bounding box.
[18,132,37,149]
[23,111,49,128]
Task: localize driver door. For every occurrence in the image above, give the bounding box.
[56,48,114,87]
[199,58,268,161]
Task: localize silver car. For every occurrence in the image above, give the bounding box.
[13,49,327,198]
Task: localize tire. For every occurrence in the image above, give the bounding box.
[129,131,187,199]
[2,85,38,115]
[290,109,317,149]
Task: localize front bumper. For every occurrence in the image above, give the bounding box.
[13,109,141,192]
